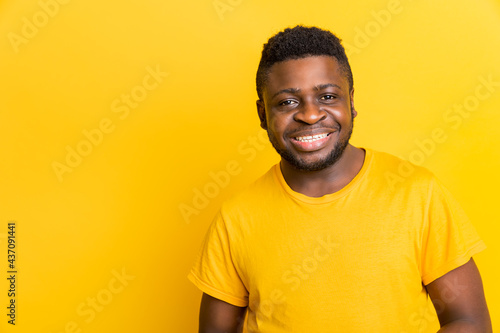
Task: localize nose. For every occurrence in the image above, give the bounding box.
[293,100,326,124]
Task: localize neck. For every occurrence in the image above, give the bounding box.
[280,145,365,197]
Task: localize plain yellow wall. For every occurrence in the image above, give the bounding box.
[0,0,499,331]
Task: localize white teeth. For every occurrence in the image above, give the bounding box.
[294,133,328,142]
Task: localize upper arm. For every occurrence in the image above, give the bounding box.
[425,258,492,332]
[199,293,247,333]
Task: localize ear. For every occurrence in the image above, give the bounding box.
[349,88,357,118]
[256,100,268,130]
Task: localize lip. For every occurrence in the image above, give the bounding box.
[288,128,336,138]
[289,131,335,152]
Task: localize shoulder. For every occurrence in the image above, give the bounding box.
[365,148,438,191]
[219,163,281,214]
[211,164,283,235]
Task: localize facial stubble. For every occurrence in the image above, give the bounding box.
[266,110,355,172]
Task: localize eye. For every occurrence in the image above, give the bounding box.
[320,94,336,101]
[279,99,297,106]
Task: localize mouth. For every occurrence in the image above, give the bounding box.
[289,132,334,152]
[293,133,330,143]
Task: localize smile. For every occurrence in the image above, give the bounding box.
[294,133,329,142]
[289,132,334,152]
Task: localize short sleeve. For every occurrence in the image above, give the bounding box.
[420,177,486,285]
[187,210,249,307]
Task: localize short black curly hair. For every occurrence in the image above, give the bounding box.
[256,25,353,101]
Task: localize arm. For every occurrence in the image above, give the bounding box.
[199,293,247,333]
[425,258,492,333]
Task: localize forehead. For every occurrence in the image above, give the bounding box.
[264,56,348,98]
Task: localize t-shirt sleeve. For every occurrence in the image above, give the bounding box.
[420,177,486,285]
[187,210,249,307]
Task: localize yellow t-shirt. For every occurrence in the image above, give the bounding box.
[188,148,486,332]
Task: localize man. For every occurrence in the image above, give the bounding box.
[188,25,492,332]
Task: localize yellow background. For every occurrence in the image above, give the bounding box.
[0,0,499,331]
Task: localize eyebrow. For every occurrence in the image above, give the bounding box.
[271,83,342,99]
[271,88,300,100]
[314,83,342,91]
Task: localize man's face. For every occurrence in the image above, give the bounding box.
[257,55,356,172]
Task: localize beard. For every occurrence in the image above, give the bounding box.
[267,111,354,172]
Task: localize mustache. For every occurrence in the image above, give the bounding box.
[283,110,355,137]
[284,124,340,137]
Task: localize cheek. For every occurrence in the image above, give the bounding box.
[331,108,351,122]
[267,115,286,132]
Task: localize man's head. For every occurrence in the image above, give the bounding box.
[256,26,356,172]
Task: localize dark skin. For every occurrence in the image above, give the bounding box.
[198,56,492,332]
[199,293,246,333]
[257,56,364,197]
[427,258,491,332]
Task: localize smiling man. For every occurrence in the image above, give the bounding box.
[188,25,491,332]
